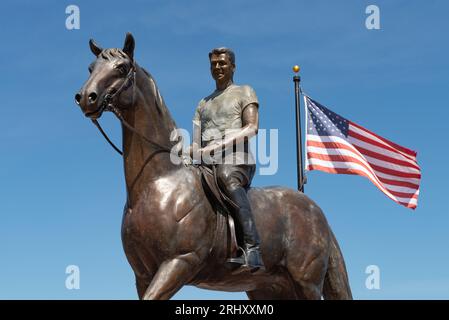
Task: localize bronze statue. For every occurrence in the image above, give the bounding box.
[75,33,352,300]
[190,47,264,272]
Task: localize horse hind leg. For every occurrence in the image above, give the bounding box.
[286,253,327,300]
[322,230,353,300]
[292,281,322,300]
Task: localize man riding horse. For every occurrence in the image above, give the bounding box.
[75,34,352,299]
[188,47,264,272]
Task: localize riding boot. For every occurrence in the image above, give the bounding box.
[227,187,265,272]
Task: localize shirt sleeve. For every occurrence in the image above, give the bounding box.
[240,85,259,113]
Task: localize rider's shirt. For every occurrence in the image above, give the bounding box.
[193,84,258,165]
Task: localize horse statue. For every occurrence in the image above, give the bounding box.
[74,33,352,300]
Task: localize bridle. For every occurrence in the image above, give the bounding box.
[91,59,173,156]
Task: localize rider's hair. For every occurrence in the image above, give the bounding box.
[209,47,235,66]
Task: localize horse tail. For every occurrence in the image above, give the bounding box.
[322,228,353,300]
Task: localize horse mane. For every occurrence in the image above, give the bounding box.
[140,66,178,132]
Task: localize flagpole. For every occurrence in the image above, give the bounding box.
[293,65,305,192]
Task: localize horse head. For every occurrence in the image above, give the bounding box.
[75,33,136,119]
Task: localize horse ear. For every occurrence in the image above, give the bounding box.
[89,39,103,56]
[123,32,135,60]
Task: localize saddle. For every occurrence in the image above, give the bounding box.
[197,165,242,264]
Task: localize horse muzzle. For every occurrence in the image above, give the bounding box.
[84,107,105,120]
[75,90,107,119]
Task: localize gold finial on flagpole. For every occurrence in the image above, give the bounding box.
[293,65,300,73]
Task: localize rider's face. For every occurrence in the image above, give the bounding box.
[210,53,234,87]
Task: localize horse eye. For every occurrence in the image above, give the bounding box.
[116,64,127,74]
[88,67,93,74]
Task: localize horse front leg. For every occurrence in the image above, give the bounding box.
[142,251,202,300]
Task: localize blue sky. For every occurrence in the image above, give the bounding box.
[0,0,448,299]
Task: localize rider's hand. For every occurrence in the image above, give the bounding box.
[201,143,220,157]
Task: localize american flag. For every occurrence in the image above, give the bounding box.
[304,95,420,209]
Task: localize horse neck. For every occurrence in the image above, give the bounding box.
[121,66,180,201]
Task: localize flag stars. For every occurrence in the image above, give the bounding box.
[307,99,349,138]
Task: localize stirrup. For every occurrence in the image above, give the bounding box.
[244,246,265,273]
[226,245,265,274]
[226,246,246,265]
